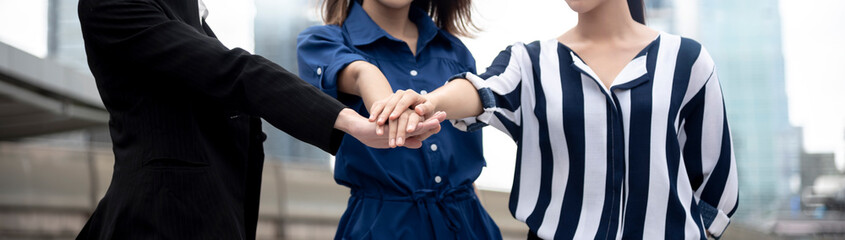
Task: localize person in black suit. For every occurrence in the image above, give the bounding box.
[75,0,445,239]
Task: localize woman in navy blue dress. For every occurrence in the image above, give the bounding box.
[296,0,501,239]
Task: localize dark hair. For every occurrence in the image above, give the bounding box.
[322,0,478,37]
[627,0,646,24]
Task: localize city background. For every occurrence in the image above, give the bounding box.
[0,0,843,239]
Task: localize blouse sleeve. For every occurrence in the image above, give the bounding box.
[296,25,367,99]
[449,44,527,141]
[678,47,738,239]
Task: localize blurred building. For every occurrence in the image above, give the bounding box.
[800,152,838,203]
[254,0,331,165]
[47,0,87,72]
[643,0,675,35]
[799,148,845,211]
[696,0,801,224]
[777,147,845,238]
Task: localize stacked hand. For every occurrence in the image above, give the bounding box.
[368,90,436,147]
[336,107,444,149]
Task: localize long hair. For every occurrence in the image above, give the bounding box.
[627,0,646,24]
[322,0,478,37]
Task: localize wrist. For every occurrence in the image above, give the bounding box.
[334,108,360,134]
[425,93,441,113]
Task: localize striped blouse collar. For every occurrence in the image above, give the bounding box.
[566,33,662,91]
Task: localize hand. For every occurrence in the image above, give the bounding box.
[335,109,445,149]
[388,109,446,147]
[369,90,440,147]
[368,89,430,126]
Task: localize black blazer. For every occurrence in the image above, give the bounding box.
[76,0,346,239]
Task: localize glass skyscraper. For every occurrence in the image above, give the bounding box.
[697,0,799,222]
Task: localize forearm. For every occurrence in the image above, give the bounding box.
[427,78,483,119]
[338,61,394,112]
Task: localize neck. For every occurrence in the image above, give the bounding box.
[362,1,413,38]
[573,0,641,41]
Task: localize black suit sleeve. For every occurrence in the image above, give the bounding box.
[78,0,346,153]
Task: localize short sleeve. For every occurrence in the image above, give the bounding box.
[296,25,367,98]
[450,44,526,140]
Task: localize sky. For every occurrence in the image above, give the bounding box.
[1,0,843,190]
[0,0,47,57]
[202,0,256,53]
[779,0,845,168]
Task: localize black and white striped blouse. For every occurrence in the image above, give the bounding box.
[452,32,738,239]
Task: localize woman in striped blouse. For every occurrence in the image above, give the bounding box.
[369,0,738,239]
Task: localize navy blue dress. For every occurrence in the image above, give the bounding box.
[296,2,501,240]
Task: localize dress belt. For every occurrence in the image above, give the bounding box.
[351,184,475,239]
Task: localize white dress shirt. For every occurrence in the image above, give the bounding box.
[198,0,208,24]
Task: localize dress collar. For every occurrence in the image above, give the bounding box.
[344,1,444,48]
